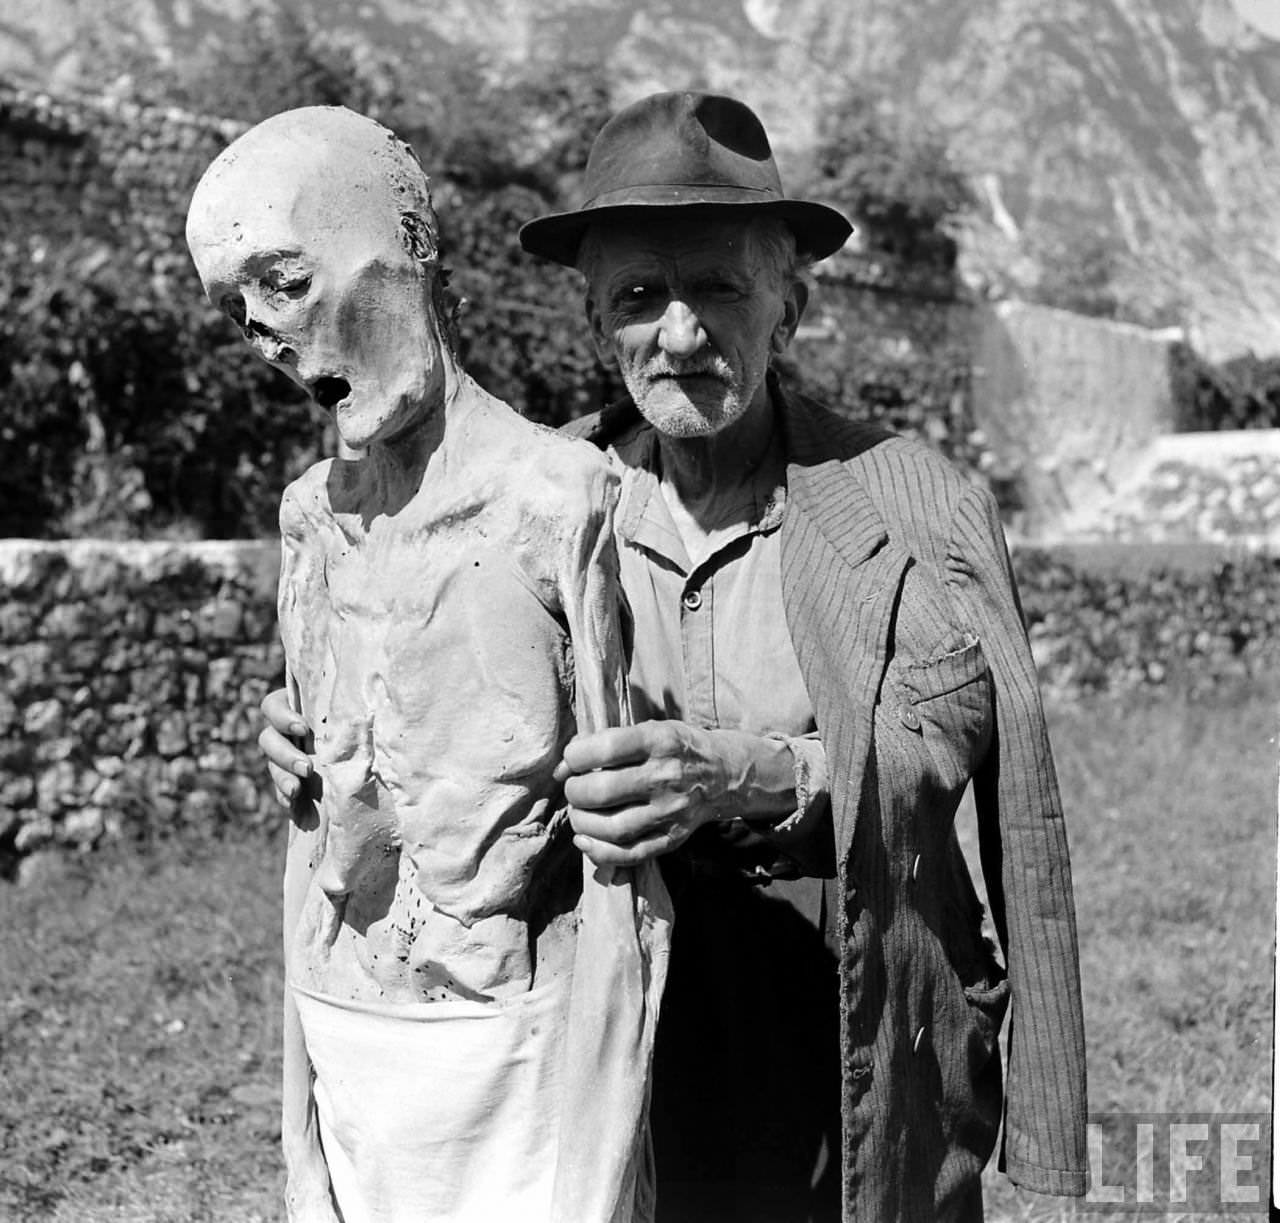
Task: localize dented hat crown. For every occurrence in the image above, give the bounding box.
[518,91,853,267]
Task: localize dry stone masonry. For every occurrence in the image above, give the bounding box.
[1050,431,1280,548]
[0,540,281,873]
[5,536,1280,877]
[0,81,244,272]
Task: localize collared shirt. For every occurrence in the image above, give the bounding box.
[601,411,843,1214]
[604,417,832,875]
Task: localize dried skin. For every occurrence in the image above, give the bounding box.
[279,383,625,1003]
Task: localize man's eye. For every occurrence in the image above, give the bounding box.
[612,284,659,313]
[703,281,745,301]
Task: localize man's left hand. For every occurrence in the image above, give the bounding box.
[555,721,796,867]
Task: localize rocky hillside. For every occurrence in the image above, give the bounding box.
[2,0,1278,359]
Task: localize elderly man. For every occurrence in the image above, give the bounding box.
[188,106,668,1223]
[261,92,1087,1221]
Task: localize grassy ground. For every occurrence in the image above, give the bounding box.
[978,678,1275,1222]
[0,837,286,1222]
[0,681,1275,1221]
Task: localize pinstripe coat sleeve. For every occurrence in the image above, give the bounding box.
[946,481,1088,1195]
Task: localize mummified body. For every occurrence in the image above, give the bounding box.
[279,397,617,1001]
[186,107,668,1223]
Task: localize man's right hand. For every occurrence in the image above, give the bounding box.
[260,687,314,809]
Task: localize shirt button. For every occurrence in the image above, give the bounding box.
[682,588,703,611]
[900,703,921,731]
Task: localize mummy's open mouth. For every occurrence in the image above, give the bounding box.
[313,377,351,409]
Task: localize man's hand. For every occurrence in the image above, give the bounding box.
[260,687,314,809]
[556,721,796,867]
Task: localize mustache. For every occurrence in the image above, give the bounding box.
[643,356,732,381]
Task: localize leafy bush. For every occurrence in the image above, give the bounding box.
[410,64,622,425]
[778,311,985,480]
[151,10,619,424]
[805,83,973,275]
[1014,546,1280,692]
[2,24,998,538]
[0,238,320,538]
[1,30,616,538]
[786,83,989,477]
[1168,343,1280,432]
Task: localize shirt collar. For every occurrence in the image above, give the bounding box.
[612,408,788,573]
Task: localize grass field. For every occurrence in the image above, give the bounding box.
[979,678,1275,1222]
[1,680,1275,1222]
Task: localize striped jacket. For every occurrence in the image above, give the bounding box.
[570,378,1088,1221]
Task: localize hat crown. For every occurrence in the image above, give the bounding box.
[517,90,853,267]
[582,91,785,207]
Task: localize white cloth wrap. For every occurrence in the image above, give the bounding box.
[293,853,667,1223]
[294,978,568,1223]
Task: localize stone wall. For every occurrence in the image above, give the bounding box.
[0,81,243,266]
[971,300,1181,539]
[5,535,1279,874]
[1050,429,1280,547]
[0,541,282,874]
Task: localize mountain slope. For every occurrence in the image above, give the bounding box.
[1,0,1277,358]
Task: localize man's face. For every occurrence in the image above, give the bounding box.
[583,214,802,438]
[187,158,442,453]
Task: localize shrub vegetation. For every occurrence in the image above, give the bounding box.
[0,13,1269,540]
[0,12,614,539]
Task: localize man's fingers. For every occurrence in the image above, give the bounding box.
[262,687,309,739]
[259,725,313,778]
[567,800,687,849]
[561,722,674,774]
[567,802,649,846]
[259,691,311,812]
[572,830,681,868]
[269,762,299,808]
[563,762,671,811]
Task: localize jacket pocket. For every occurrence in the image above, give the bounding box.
[962,972,1010,1054]
[897,631,988,701]
[959,970,1009,1165]
[884,632,994,795]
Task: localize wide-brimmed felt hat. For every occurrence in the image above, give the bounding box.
[518,91,853,267]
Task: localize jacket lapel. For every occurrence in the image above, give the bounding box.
[779,394,910,859]
[786,458,889,573]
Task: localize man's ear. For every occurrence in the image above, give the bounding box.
[585,294,619,369]
[771,278,809,358]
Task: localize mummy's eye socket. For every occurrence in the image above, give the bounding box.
[276,275,312,299]
[262,272,311,299]
[220,294,246,326]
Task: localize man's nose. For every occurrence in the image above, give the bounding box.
[657,299,706,358]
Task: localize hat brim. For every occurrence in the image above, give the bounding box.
[518,198,854,268]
